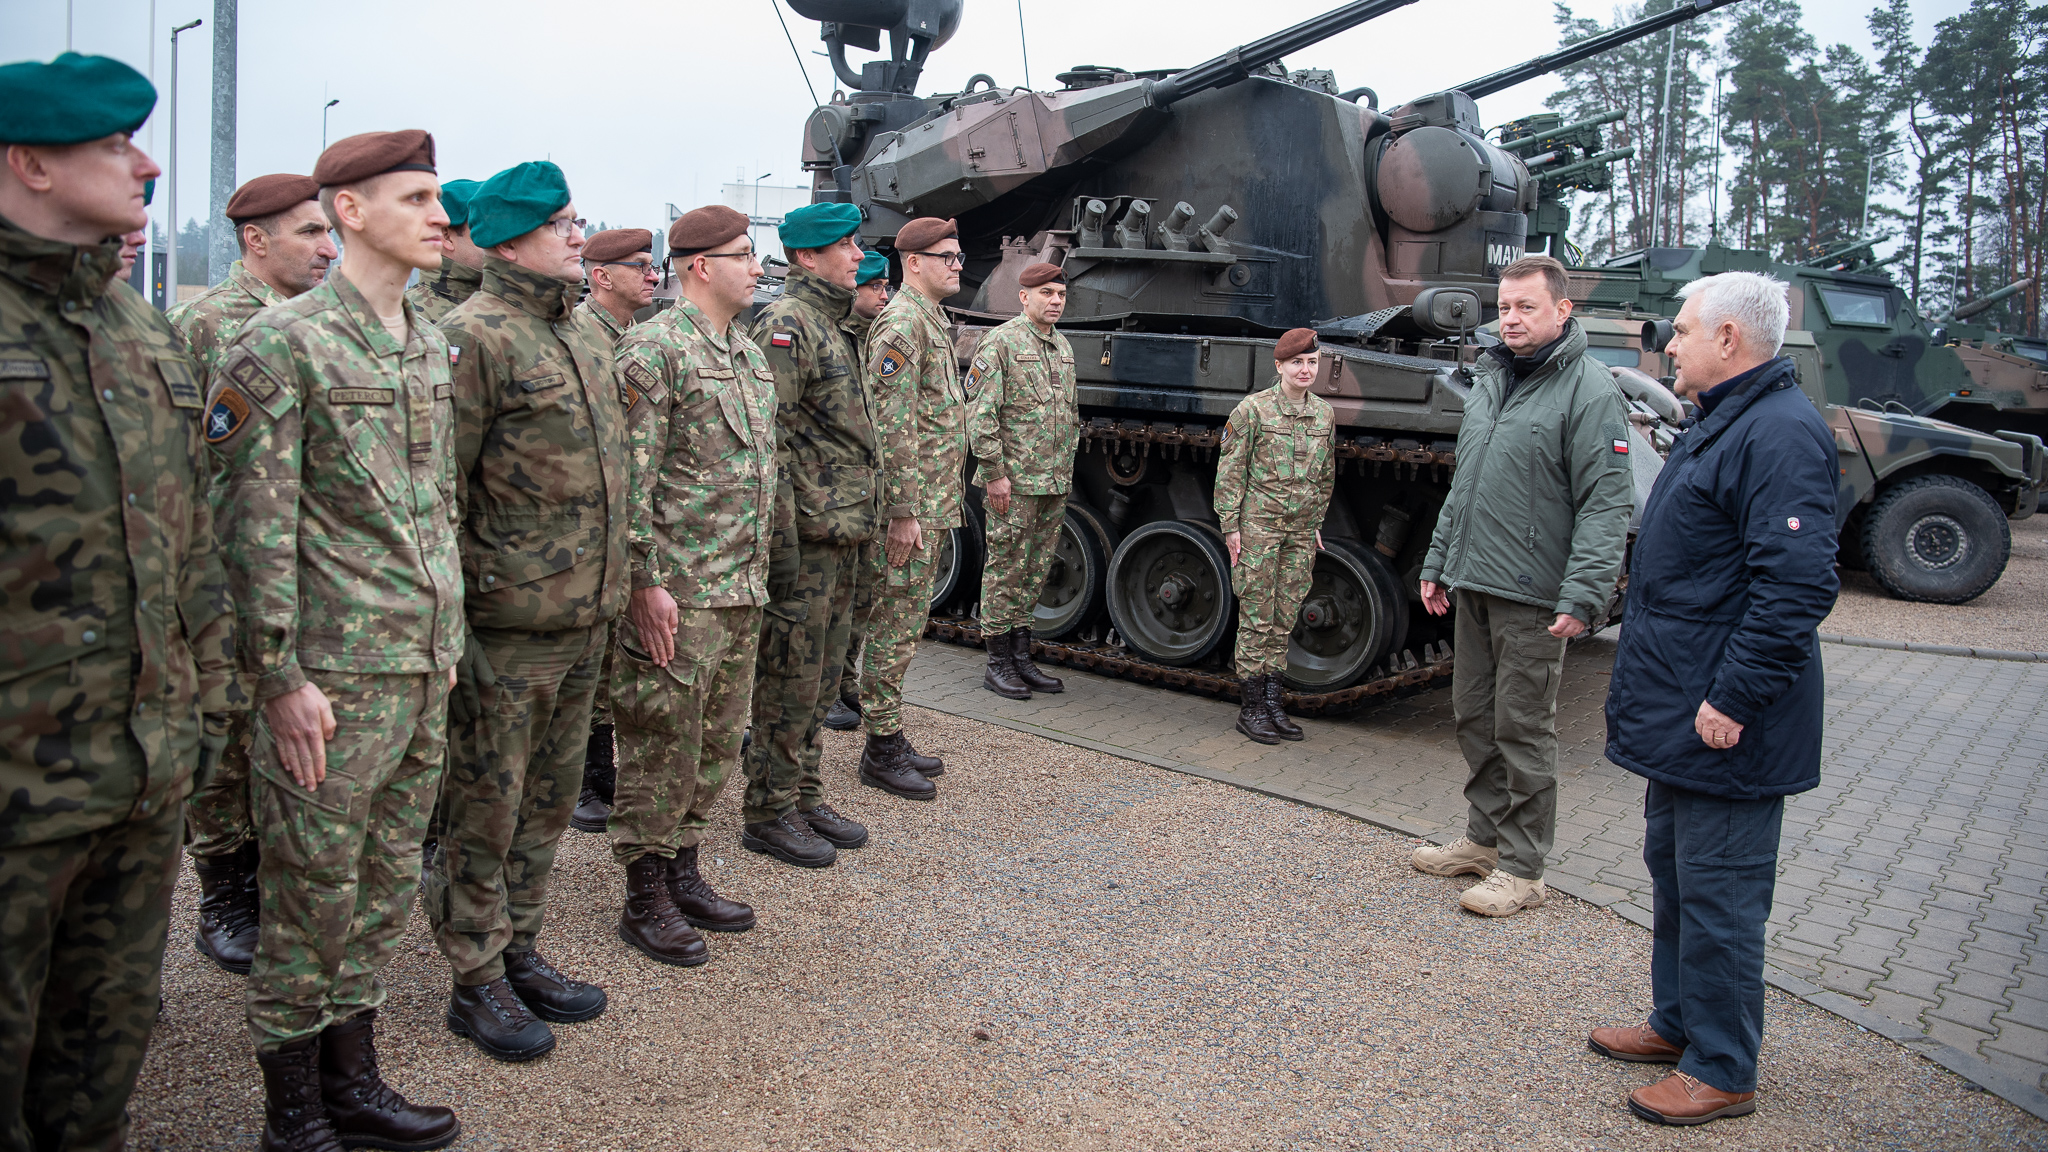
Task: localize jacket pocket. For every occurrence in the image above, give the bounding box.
[466,513,602,594]
[794,464,877,544]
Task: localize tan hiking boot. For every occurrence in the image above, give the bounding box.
[1459,870,1546,917]
[1410,837,1499,877]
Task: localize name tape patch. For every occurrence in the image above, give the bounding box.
[330,387,395,405]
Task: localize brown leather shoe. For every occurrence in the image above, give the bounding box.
[193,842,261,975]
[1235,674,1284,745]
[503,950,607,1023]
[320,1010,461,1150]
[1589,1022,1685,1063]
[1012,628,1064,693]
[983,629,1032,699]
[1262,675,1303,741]
[617,856,709,966]
[741,811,838,868]
[257,1036,347,1152]
[667,845,757,932]
[860,734,939,800]
[799,803,870,849]
[1628,1072,1757,1125]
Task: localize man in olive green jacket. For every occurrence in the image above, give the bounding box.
[1416,254,1633,918]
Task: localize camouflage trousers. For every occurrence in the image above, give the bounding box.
[611,605,762,863]
[835,537,884,703]
[184,709,254,857]
[1231,525,1317,676]
[979,491,1068,635]
[423,627,602,986]
[0,801,181,1152]
[744,540,859,824]
[860,536,941,738]
[591,619,615,727]
[247,669,448,1052]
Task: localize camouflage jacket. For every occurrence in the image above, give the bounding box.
[575,297,634,347]
[406,258,483,327]
[0,217,238,847]
[167,259,287,381]
[1213,380,1336,536]
[207,268,465,698]
[618,297,785,607]
[440,257,630,633]
[749,267,879,545]
[868,286,967,528]
[839,310,874,357]
[966,315,1079,495]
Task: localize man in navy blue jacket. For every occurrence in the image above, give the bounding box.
[1592,272,1839,1126]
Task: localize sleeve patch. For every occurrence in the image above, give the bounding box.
[205,386,252,444]
[877,346,908,379]
[225,353,281,405]
[770,331,795,349]
[154,354,203,408]
[1603,420,1629,455]
[623,361,660,390]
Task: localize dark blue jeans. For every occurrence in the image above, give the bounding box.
[1643,778,1785,1094]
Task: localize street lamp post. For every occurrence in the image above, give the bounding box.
[751,172,773,248]
[323,98,339,151]
[1862,145,1903,238]
[166,18,203,311]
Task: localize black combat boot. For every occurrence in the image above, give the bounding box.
[1012,627,1065,693]
[822,689,862,731]
[319,1010,461,1150]
[982,629,1032,699]
[193,841,261,975]
[503,950,608,1023]
[570,723,615,833]
[860,734,940,800]
[740,810,838,869]
[1235,674,1284,745]
[256,1036,346,1152]
[667,845,757,932]
[445,978,555,1062]
[799,803,870,848]
[1263,675,1305,741]
[619,855,712,964]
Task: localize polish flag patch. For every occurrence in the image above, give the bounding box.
[770,331,794,348]
[1612,438,1629,454]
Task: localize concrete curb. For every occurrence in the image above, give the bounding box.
[1819,632,2048,663]
[909,687,2048,1126]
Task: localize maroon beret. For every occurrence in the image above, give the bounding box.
[1018,262,1065,289]
[895,216,958,253]
[225,173,319,223]
[584,227,654,264]
[313,129,436,188]
[667,205,750,255]
[1273,327,1318,361]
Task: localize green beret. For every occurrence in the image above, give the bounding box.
[469,161,572,249]
[0,53,156,145]
[779,202,861,251]
[143,177,155,207]
[856,252,889,286]
[438,179,481,230]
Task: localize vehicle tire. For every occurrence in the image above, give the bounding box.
[1860,474,2010,604]
[1104,519,1235,666]
[1032,504,1113,641]
[929,500,986,614]
[1282,538,1408,692]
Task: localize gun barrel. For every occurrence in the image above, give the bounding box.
[1539,146,1635,183]
[1452,0,1746,101]
[1800,236,1880,267]
[1148,0,1421,107]
[1947,278,2036,321]
[1499,109,1627,153]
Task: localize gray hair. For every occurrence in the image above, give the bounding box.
[1675,271,1790,356]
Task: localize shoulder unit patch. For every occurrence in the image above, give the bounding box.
[206,386,252,444]
[877,346,908,378]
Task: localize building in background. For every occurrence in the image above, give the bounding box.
[719,183,812,263]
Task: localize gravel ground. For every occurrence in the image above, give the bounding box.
[1823,514,2048,652]
[132,708,2044,1151]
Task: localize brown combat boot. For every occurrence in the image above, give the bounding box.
[982,628,1031,699]
[319,1010,460,1150]
[1262,675,1304,741]
[860,734,939,800]
[618,855,709,967]
[1234,674,1284,745]
[256,1036,346,1152]
[1012,628,1064,693]
[897,730,944,776]
[667,845,757,932]
[193,842,261,975]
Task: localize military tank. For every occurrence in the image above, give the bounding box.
[782,0,1742,710]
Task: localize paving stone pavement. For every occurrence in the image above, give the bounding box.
[903,633,2048,1117]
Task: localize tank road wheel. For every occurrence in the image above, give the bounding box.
[929,501,987,614]
[1282,538,1409,692]
[1860,475,2010,604]
[1105,520,1235,665]
[1032,504,1113,641]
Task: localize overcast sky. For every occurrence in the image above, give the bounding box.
[11,0,1970,247]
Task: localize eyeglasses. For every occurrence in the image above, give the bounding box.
[912,250,966,268]
[547,217,588,238]
[598,260,656,275]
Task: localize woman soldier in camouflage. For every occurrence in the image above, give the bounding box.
[1213,328,1335,744]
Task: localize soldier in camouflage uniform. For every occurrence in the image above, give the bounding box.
[968,262,1079,700]
[742,202,882,868]
[608,205,778,964]
[405,177,482,325]
[418,162,624,1062]
[0,53,239,1152]
[567,227,658,835]
[1213,328,1334,746]
[209,130,463,1152]
[857,217,968,793]
[824,251,893,733]
[167,171,337,976]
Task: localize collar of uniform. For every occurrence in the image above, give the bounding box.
[671,295,734,352]
[0,212,121,312]
[324,267,410,360]
[785,264,854,320]
[1483,317,1587,390]
[900,282,947,328]
[1026,319,1062,349]
[229,259,287,307]
[480,255,576,322]
[426,257,484,298]
[584,298,628,340]
[841,312,874,341]
[1267,378,1315,415]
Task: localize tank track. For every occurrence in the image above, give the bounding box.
[922,617,1454,718]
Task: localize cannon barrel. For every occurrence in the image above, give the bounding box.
[1538,146,1636,184]
[1450,0,1745,100]
[1499,109,1628,153]
[1945,278,2036,322]
[1147,0,1421,107]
